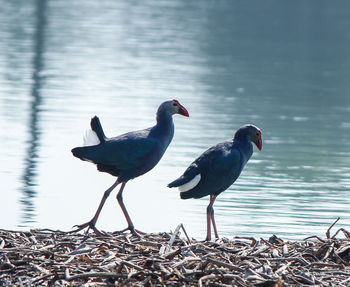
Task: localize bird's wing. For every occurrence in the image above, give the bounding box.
[82,136,158,170]
[200,147,242,191]
[169,142,243,192]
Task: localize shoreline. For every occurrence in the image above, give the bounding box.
[0,222,349,286]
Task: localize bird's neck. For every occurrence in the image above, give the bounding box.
[152,111,174,151]
[234,136,253,160]
[156,110,173,126]
[155,110,174,134]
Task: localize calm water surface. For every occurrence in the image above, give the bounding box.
[1,0,350,240]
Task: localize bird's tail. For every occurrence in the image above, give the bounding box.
[168,174,201,200]
[90,116,106,143]
[180,190,196,199]
[71,145,96,161]
[168,176,189,188]
[169,177,194,199]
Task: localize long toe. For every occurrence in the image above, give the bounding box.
[112,226,145,238]
[134,228,146,236]
[70,221,92,233]
[70,220,101,235]
[90,227,109,237]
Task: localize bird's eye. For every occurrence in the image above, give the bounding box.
[256,133,259,136]
[173,103,178,106]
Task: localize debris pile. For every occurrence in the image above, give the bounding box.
[0,220,350,286]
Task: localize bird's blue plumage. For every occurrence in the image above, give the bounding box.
[72,103,178,182]
[168,124,261,240]
[71,99,189,237]
[168,125,258,199]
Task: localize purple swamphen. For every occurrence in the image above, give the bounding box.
[71,99,189,236]
[168,124,262,241]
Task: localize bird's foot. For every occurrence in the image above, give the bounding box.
[70,220,108,237]
[112,226,145,238]
[203,235,219,242]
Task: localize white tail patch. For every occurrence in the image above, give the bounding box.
[83,129,100,146]
[178,174,201,192]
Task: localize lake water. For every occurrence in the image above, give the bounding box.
[1,0,350,240]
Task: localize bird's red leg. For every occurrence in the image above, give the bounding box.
[206,207,212,241]
[205,194,217,241]
[115,182,145,237]
[71,179,120,236]
[210,195,219,239]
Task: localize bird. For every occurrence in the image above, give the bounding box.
[168,124,262,241]
[71,99,189,236]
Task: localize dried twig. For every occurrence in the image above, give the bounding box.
[0,225,349,286]
[326,217,340,239]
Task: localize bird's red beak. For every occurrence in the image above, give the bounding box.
[175,100,189,117]
[254,132,262,151]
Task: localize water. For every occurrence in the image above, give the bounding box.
[1,0,350,240]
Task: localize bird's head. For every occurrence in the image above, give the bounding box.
[235,124,262,151]
[158,99,189,117]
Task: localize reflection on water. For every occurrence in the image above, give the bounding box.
[0,1,349,240]
[20,0,47,226]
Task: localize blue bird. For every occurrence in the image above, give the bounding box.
[72,99,189,236]
[168,124,262,241]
